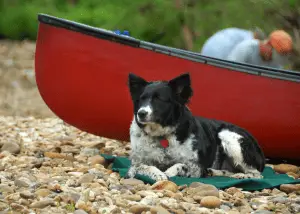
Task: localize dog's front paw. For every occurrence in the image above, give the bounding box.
[231,173,263,179]
[147,166,168,181]
[231,173,250,179]
[206,168,222,177]
[165,163,188,177]
[125,166,137,179]
[124,174,131,179]
[152,171,169,181]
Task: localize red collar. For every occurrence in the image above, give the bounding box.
[160,139,169,148]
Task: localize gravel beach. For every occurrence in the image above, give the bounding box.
[0,40,299,214]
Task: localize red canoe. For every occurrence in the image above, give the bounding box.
[35,14,300,160]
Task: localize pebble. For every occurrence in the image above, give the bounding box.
[0,201,9,211]
[129,204,151,213]
[274,164,299,174]
[271,196,289,204]
[35,188,51,197]
[75,200,92,212]
[189,182,203,188]
[0,184,14,193]
[226,187,241,195]
[151,180,178,193]
[77,173,95,184]
[1,142,20,154]
[150,206,171,214]
[220,204,231,211]
[252,211,273,214]
[44,151,75,161]
[20,190,34,199]
[280,184,300,194]
[200,196,221,208]
[74,210,89,214]
[239,205,253,213]
[88,155,106,165]
[10,203,26,211]
[121,178,144,186]
[272,188,286,196]
[68,172,84,177]
[48,183,62,193]
[14,178,31,188]
[227,211,240,214]
[287,171,300,179]
[291,203,300,213]
[186,183,219,197]
[122,194,142,201]
[30,198,55,208]
[137,190,158,197]
[81,148,100,156]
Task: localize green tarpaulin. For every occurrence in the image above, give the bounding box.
[101,154,300,191]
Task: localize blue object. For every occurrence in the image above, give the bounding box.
[113,30,130,37]
[113,30,121,35]
[123,30,130,36]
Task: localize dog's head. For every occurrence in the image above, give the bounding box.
[128,73,193,127]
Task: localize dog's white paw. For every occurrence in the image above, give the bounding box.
[231,173,262,179]
[231,173,248,179]
[124,166,137,179]
[143,166,168,181]
[165,163,188,177]
[150,168,168,181]
[153,172,169,181]
[207,168,225,176]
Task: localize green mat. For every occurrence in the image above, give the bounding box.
[101,154,300,191]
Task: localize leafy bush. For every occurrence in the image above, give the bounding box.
[0,0,298,53]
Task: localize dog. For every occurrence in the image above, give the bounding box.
[125,72,265,181]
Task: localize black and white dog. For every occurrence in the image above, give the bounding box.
[125,72,265,181]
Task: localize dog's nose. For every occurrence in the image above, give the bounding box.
[137,110,147,119]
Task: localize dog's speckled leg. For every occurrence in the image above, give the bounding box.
[164,163,188,177]
[124,165,137,179]
[137,165,168,181]
[126,164,168,181]
[207,168,263,179]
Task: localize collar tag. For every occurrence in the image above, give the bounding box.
[160,139,169,148]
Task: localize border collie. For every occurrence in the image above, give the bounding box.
[125,72,265,181]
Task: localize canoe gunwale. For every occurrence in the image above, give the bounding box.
[140,42,300,82]
[37,13,300,83]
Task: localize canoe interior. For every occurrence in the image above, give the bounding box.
[35,14,300,160]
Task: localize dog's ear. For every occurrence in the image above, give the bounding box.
[128,73,148,100]
[168,73,193,104]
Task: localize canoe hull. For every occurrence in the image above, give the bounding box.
[35,15,300,160]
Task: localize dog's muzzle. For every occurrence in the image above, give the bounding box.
[137,106,152,123]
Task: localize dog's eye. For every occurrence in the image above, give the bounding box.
[154,94,168,102]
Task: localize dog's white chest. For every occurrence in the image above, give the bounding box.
[165,135,198,163]
[130,130,166,164]
[129,120,198,166]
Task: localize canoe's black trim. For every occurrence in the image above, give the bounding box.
[38,14,140,48]
[140,42,300,82]
[37,13,300,83]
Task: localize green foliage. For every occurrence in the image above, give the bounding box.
[0,0,297,51]
[65,202,76,212]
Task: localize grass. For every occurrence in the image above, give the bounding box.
[0,0,296,49]
[1,0,300,70]
[65,202,76,212]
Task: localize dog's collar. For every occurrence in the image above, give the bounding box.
[160,139,169,148]
[139,124,171,148]
[157,136,169,148]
